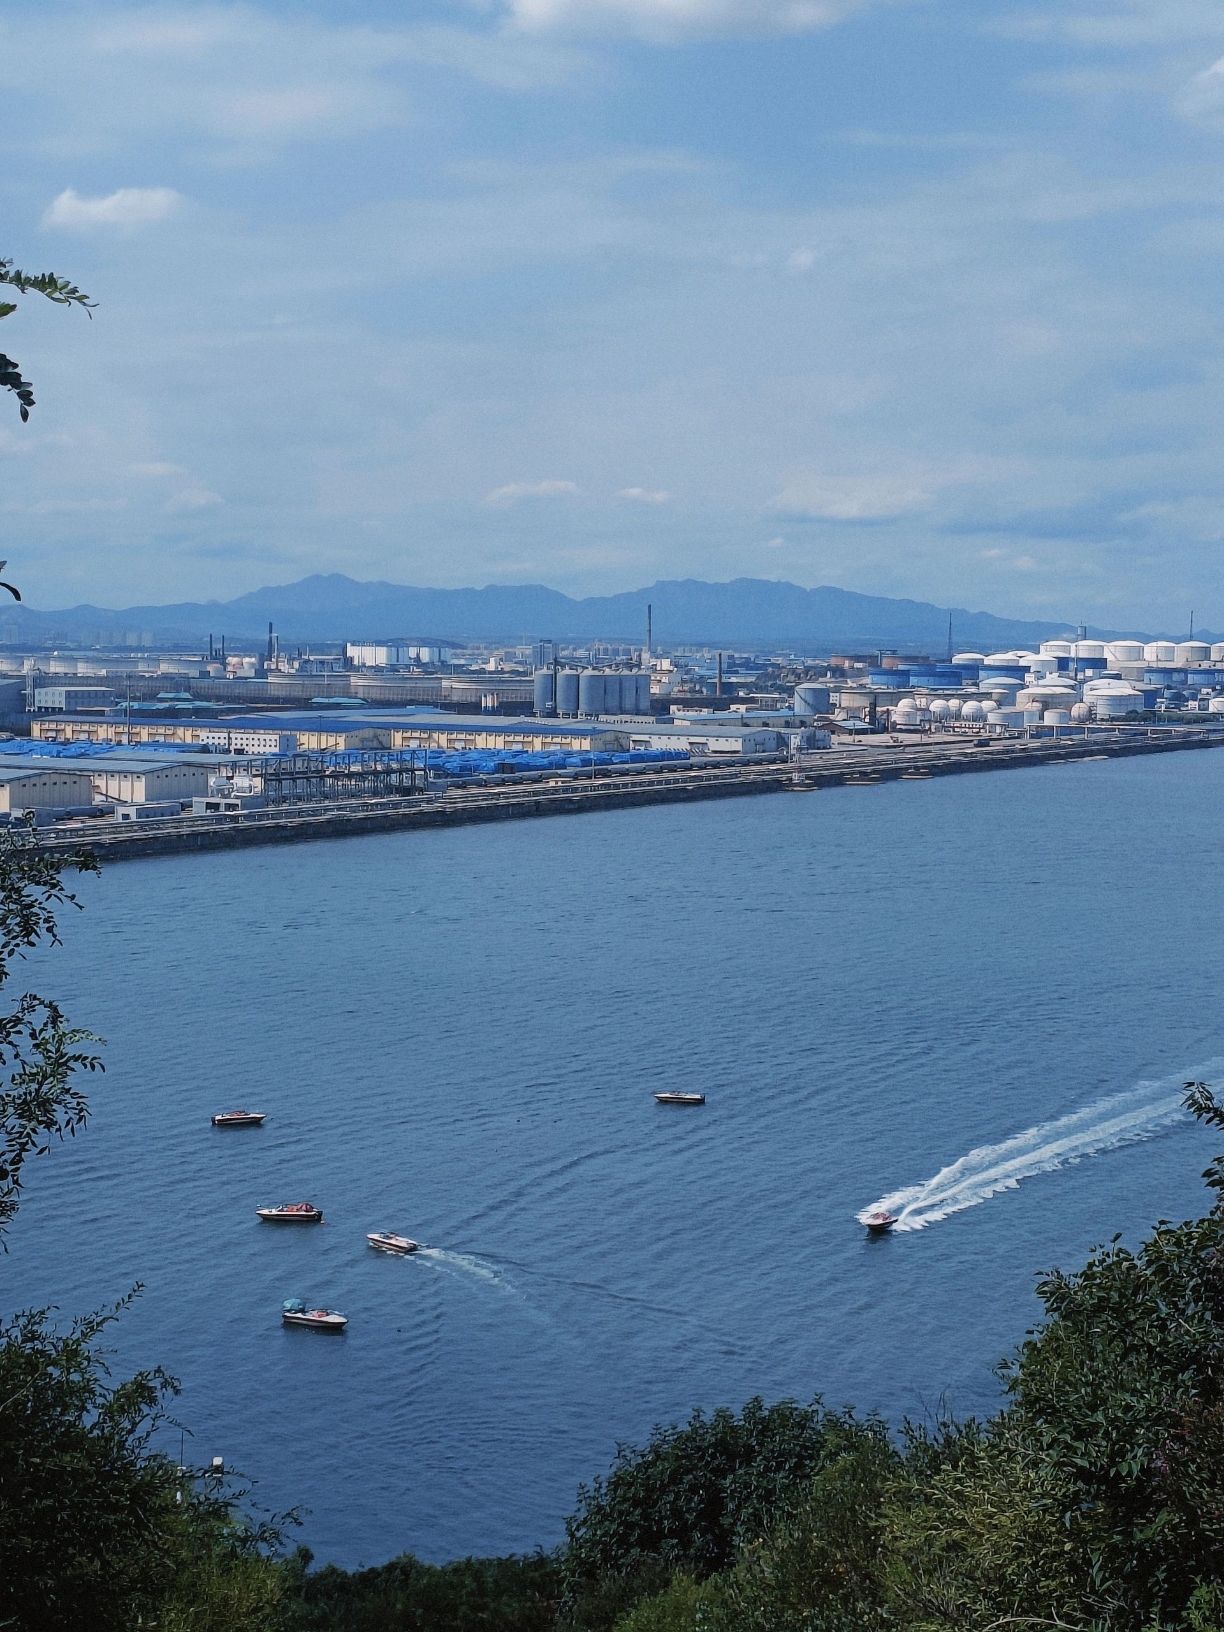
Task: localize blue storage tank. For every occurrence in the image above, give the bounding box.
[533,670,555,715]
[868,670,909,688]
[556,671,580,715]
[578,672,606,715]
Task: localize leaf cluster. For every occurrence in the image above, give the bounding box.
[0,255,94,421]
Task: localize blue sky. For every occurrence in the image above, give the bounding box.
[3,0,1224,627]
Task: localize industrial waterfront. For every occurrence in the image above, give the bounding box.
[4,747,1220,1568]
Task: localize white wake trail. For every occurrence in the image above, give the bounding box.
[857,1075,1201,1233]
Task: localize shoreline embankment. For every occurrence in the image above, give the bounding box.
[33,727,1224,864]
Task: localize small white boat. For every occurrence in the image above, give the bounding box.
[862,1210,897,1235]
[367,1231,419,1254]
[653,1091,706,1106]
[282,1299,346,1331]
[257,1202,323,1223]
[212,1110,266,1127]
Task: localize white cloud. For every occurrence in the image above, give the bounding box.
[484,478,580,505]
[44,187,182,228]
[1177,56,1224,129]
[165,487,223,512]
[618,486,671,503]
[769,475,935,521]
[506,0,874,41]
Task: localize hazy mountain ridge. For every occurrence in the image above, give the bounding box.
[4,575,1187,649]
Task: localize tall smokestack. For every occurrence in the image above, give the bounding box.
[645,603,652,667]
[716,652,723,698]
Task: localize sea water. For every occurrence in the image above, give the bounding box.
[3,749,1222,1567]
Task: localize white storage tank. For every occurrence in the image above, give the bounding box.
[1073,640,1106,660]
[1044,709,1071,725]
[1210,696,1224,714]
[989,707,1023,729]
[1040,640,1073,657]
[1144,641,1176,663]
[1093,689,1143,720]
[1070,702,1092,723]
[1022,708,1043,726]
[960,700,990,722]
[928,699,952,721]
[943,697,963,718]
[1176,642,1210,666]
[1105,641,1144,665]
[1212,644,1224,664]
[952,652,985,664]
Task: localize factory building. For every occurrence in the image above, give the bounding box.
[623,722,782,757]
[0,767,95,812]
[389,716,624,753]
[33,686,116,713]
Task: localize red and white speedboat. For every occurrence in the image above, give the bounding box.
[367,1231,419,1254]
[212,1110,266,1128]
[862,1211,897,1235]
[282,1300,346,1330]
[257,1202,323,1223]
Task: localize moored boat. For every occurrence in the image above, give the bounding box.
[257,1202,323,1223]
[212,1110,266,1128]
[282,1299,346,1330]
[653,1091,706,1106]
[862,1210,897,1234]
[367,1231,419,1254]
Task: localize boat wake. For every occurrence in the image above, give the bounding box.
[857,1073,1201,1233]
[416,1248,506,1286]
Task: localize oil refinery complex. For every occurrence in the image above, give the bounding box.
[0,627,1221,857]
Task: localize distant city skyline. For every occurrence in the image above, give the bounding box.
[3,0,1224,627]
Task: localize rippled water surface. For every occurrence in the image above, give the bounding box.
[5,751,1223,1567]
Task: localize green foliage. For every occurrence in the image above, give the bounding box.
[609,1574,710,1632]
[279,1549,562,1632]
[0,1298,182,1629]
[562,1398,883,1629]
[0,256,94,421]
[0,827,102,1238]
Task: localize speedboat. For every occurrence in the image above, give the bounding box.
[367,1231,419,1254]
[212,1110,266,1128]
[257,1202,323,1223]
[653,1091,706,1106]
[282,1299,346,1331]
[862,1210,897,1234]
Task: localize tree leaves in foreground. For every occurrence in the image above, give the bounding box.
[0,825,102,1240]
[0,257,94,421]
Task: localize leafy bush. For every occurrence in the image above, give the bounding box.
[279,1550,561,1632]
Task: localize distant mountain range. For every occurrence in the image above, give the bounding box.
[2,575,1190,651]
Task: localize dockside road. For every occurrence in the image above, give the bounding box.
[31,726,1224,863]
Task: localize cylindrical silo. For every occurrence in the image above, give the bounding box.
[1040,641,1073,658]
[632,673,652,713]
[556,671,580,715]
[794,684,831,716]
[1044,709,1071,725]
[533,669,555,716]
[1212,644,1224,664]
[578,671,606,715]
